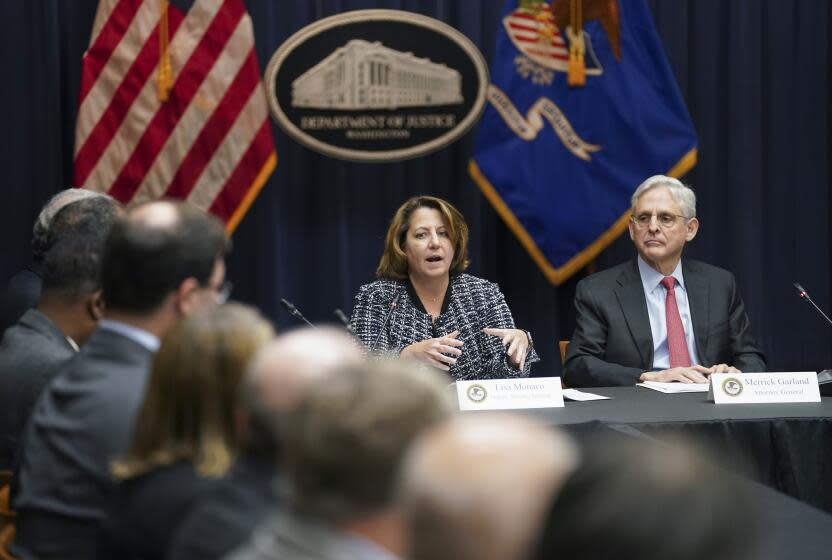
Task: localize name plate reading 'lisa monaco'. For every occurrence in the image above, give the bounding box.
[456,377,564,411]
[709,372,821,404]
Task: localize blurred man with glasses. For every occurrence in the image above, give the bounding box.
[563,175,765,387]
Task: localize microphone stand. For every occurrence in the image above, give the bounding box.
[793,282,832,392]
[334,308,355,335]
[280,298,317,329]
[370,293,400,353]
[793,283,832,328]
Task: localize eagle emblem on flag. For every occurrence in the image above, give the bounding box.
[503,2,603,84]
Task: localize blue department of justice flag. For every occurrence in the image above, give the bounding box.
[470,0,697,284]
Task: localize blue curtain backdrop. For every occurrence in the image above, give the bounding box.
[0,0,828,375]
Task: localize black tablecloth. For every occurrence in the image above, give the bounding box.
[752,477,832,559]
[526,386,832,514]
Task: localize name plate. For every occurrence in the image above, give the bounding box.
[709,372,821,404]
[456,377,564,411]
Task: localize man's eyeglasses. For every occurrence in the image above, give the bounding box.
[630,212,689,229]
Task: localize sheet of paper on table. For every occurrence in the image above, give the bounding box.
[562,389,610,401]
[637,381,709,393]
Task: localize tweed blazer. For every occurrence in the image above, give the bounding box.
[349,273,538,380]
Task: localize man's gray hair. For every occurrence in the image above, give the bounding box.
[32,188,112,261]
[631,175,697,219]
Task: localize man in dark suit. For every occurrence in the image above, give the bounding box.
[563,175,765,388]
[0,236,107,471]
[12,201,229,560]
[0,196,120,470]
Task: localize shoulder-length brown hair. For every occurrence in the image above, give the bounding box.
[376,196,470,280]
[112,303,274,480]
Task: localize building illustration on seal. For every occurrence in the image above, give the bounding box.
[291,39,463,110]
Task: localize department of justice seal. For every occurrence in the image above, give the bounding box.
[265,10,488,162]
[467,384,488,403]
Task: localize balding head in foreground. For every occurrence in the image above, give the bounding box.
[237,327,365,462]
[400,414,579,560]
[101,200,229,336]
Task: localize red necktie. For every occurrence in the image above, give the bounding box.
[660,276,691,368]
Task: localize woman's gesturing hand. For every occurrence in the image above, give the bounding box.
[401,330,464,371]
[483,328,530,370]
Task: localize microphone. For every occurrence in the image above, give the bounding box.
[793,283,832,328]
[333,308,355,334]
[280,298,317,329]
[793,283,832,395]
[370,293,401,353]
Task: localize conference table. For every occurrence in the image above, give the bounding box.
[527,386,832,512]
[522,386,832,558]
[735,477,832,559]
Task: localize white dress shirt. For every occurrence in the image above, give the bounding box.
[637,256,700,369]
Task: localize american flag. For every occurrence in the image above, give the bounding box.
[73,0,276,232]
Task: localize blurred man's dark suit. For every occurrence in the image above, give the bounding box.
[12,325,155,560]
[0,308,75,470]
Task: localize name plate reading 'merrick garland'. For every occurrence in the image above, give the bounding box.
[709,372,821,404]
[265,9,488,162]
[456,377,564,411]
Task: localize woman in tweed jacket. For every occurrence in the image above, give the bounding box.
[350,196,538,380]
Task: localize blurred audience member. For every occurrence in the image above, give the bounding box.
[400,414,578,560]
[98,303,273,559]
[0,194,120,470]
[13,201,228,560]
[0,188,113,333]
[531,436,759,560]
[228,359,452,560]
[168,327,363,560]
[0,236,107,470]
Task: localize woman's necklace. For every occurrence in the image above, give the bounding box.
[411,276,447,308]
